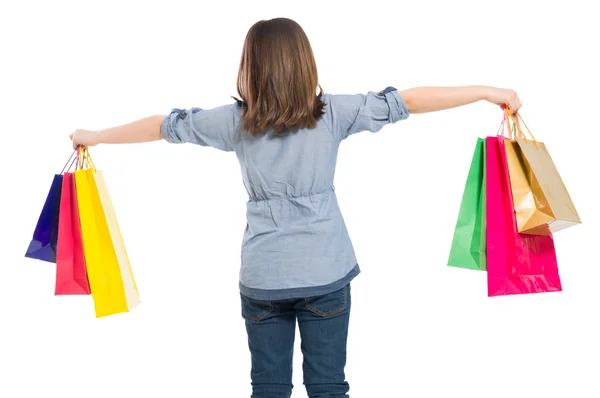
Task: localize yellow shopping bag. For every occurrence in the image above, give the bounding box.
[95,168,141,309]
[74,148,140,317]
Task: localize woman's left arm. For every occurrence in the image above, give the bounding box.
[399,85,522,114]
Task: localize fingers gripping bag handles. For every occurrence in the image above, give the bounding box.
[75,147,140,317]
[485,110,562,296]
[503,109,581,235]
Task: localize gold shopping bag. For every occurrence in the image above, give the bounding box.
[504,110,581,235]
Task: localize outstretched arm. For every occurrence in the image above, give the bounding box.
[399,85,521,114]
[70,115,165,149]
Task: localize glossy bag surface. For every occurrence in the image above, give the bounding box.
[55,172,91,295]
[485,136,562,296]
[448,138,486,271]
[25,175,63,263]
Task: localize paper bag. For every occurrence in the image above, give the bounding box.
[55,172,91,295]
[486,136,562,296]
[75,149,139,317]
[448,138,486,270]
[95,171,140,310]
[506,113,581,235]
[25,175,63,263]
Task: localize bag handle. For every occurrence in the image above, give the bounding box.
[497,106,517,140]
[513,111,536,142]
[75,145,97,171]
[497,107,537,143]
[82,147,97,171]
[60,148,79,174]
[505,107,537,143]
[77,146,85,170]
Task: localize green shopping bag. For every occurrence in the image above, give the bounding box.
[448,138,486,270]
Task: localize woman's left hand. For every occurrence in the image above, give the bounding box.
[484,87,522,114]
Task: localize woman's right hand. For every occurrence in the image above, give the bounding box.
[69,129,99,149]
[483,86,522,113]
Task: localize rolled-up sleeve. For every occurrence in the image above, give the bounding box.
[161,104,236,152]
[328,86,409,141]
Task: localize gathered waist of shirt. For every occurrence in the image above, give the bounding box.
[246,185,336,203]
[239,182,359,299]
[243,185,341,238]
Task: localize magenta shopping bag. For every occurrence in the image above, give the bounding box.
[485,136,562,296]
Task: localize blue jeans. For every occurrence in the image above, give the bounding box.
[241,284,351,398]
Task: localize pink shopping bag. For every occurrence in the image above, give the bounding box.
[485,135,562,296]
[55,172,91,295]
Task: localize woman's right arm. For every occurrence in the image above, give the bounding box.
[70,115,165,149]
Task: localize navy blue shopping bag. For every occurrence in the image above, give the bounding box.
[25,149,81,263]
[25,174,64,263]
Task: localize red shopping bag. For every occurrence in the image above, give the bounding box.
[485,135,562,296]
[55,172,91,295]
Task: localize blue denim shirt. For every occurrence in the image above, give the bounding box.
[161,87,409,300]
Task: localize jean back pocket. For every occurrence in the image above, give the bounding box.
[304,284,350,317]
[241,293,274,321]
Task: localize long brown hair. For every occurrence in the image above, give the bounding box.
[233,18,325,136]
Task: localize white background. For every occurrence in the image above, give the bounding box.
[1,1,599,397]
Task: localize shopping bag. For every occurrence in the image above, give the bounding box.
[485,135,562,296]
[55,171,91,295]
[95,169,140,310]
[25,150,81,263]
[25,175,63,263]
[448,138,486,270]
[505,112,581,235]
[75,149,139,317]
